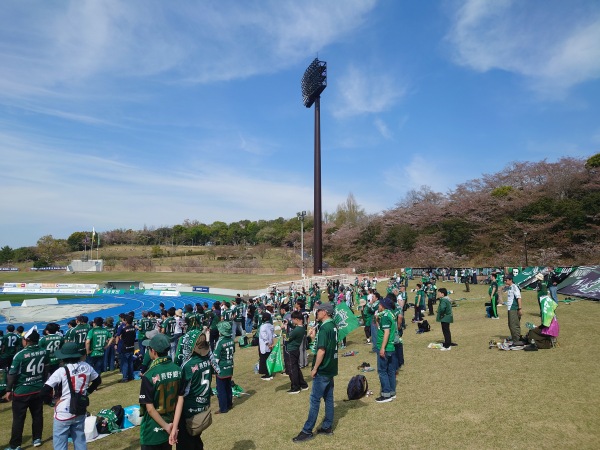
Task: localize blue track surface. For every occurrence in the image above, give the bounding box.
[0,293,216,330]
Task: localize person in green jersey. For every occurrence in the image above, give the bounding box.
[170,331,214,450]
[375,296,398,403]
[232,298,246,343]
[86,317,111,375]
[39,323,64,375]
[1,325,23,370]
[137,311,154,357]
[436,288,454,351]
[4,326,48,449]
[139,333,184,450]
[293,302,338,443]
[184,305,200,332]
[285,311,309,394]
[214,322,235,414]
[413,284,426,322]
[72,316,90,355]
[486,274,500,319]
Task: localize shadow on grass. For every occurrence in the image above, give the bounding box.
[232,439,257,449]
[232,389,256,407]
[332,397,368,429]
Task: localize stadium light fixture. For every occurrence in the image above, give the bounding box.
[301,58,327,274]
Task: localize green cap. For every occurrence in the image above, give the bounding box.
[142,333,171,352]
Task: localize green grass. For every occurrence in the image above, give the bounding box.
[1,281,599,449]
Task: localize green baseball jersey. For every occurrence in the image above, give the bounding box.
[233,305,244,322]
[286,325,306,352]
[161,317,176,338]
[137,318,153,341]
[72,324,90,353]
[376,309,397,352]
[214,336,235,378]
[87,327,111,357]
[221,309,233,322]
[184,312,201,330]
[39,333,64,366]
[180,354,213,418]
[209,312,220,330]
[9,344,49,395]
[139,357,184,446]
[489,281,499,301]
[1,332,22,358]
[312,319,338,378]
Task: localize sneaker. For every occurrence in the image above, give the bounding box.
[287,389,301,394]
[261,375,273,381]
[366,338,371,344]
[316,427,333,436]
[440,346,451,351]
[5,447,22,450]
[491,316,499,320]
[292,431,314,443]
[33,440,42,448]
[119,379,129,383]
[524,344,538,352]
[301,386,309,391]
[375,396,393,403]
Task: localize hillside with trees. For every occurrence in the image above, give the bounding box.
[1,154,598,272]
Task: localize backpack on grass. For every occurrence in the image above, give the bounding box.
[96,405,125,434]
[417,320,431,333]
[346,375,368,400]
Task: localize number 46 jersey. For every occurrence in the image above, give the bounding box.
[9,344,49,395]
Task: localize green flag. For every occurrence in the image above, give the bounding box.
[334,302,360,341]
[266,339,284,375]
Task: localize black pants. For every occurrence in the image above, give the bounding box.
[177,418,204,450]
[209,329,219,351]
[441,322,452,349]
[364,323,371,339]
[286,349,308,391]
[415,306,423,322]
[142,443,172,450]
[10,392,43,448]
[428,297,435,315]
[259,350,270,375]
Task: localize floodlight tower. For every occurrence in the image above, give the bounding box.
[301,58,327,274]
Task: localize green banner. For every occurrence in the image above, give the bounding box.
[267,340,284,375]
[334,302,360,341]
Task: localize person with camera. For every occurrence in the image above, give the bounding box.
[42,341,101,450]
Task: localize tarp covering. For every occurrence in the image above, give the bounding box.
[557,266,600,300]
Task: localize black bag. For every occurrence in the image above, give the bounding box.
[239,336,248,347]
[418,320,431,333]
[64,367,89,416]
[347,375,368,400]
[251,334,259,347]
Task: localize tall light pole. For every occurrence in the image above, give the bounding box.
[301,58,327,274]
[523,231,529,267]
[297,211,307,278]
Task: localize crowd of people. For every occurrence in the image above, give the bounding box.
[0,271,561,449]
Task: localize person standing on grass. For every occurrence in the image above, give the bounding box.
[40,323,64,376]
[3,326,48,449]
[103,317,117,372]
[285,311,309,394]
[258,312,274,381]
[139,333,184,450]
[42,342,101,450]
[436,288,454,351]
[505,275,525,346]
[208,302,221,351]
[375,296,398,402]
[487,274,500,319]
[292,302,338,443]
[1,325,22,370]
[413,283,426,322]
[86,317,111,376]
[116,315,136,382]
[214,322,235,414]
[170,331,215,450]
[137,311,153,357]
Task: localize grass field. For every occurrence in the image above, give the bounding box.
[1,281,599,449]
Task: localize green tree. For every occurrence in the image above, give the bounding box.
[67,231,88,251]
[0,245,14,264]
[36,235,69,265]
[585,152,600,169]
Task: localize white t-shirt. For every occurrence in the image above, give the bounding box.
[506,284,521,310]
[45,362,99,421]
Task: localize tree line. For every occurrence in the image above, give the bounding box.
[1,154,598,270]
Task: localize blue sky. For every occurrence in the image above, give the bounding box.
[1,0,599,248]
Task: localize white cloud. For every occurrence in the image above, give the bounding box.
[333,65,406,117]
[373,118,392,139]
[0,0,377,102]
[446,0,600,97]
